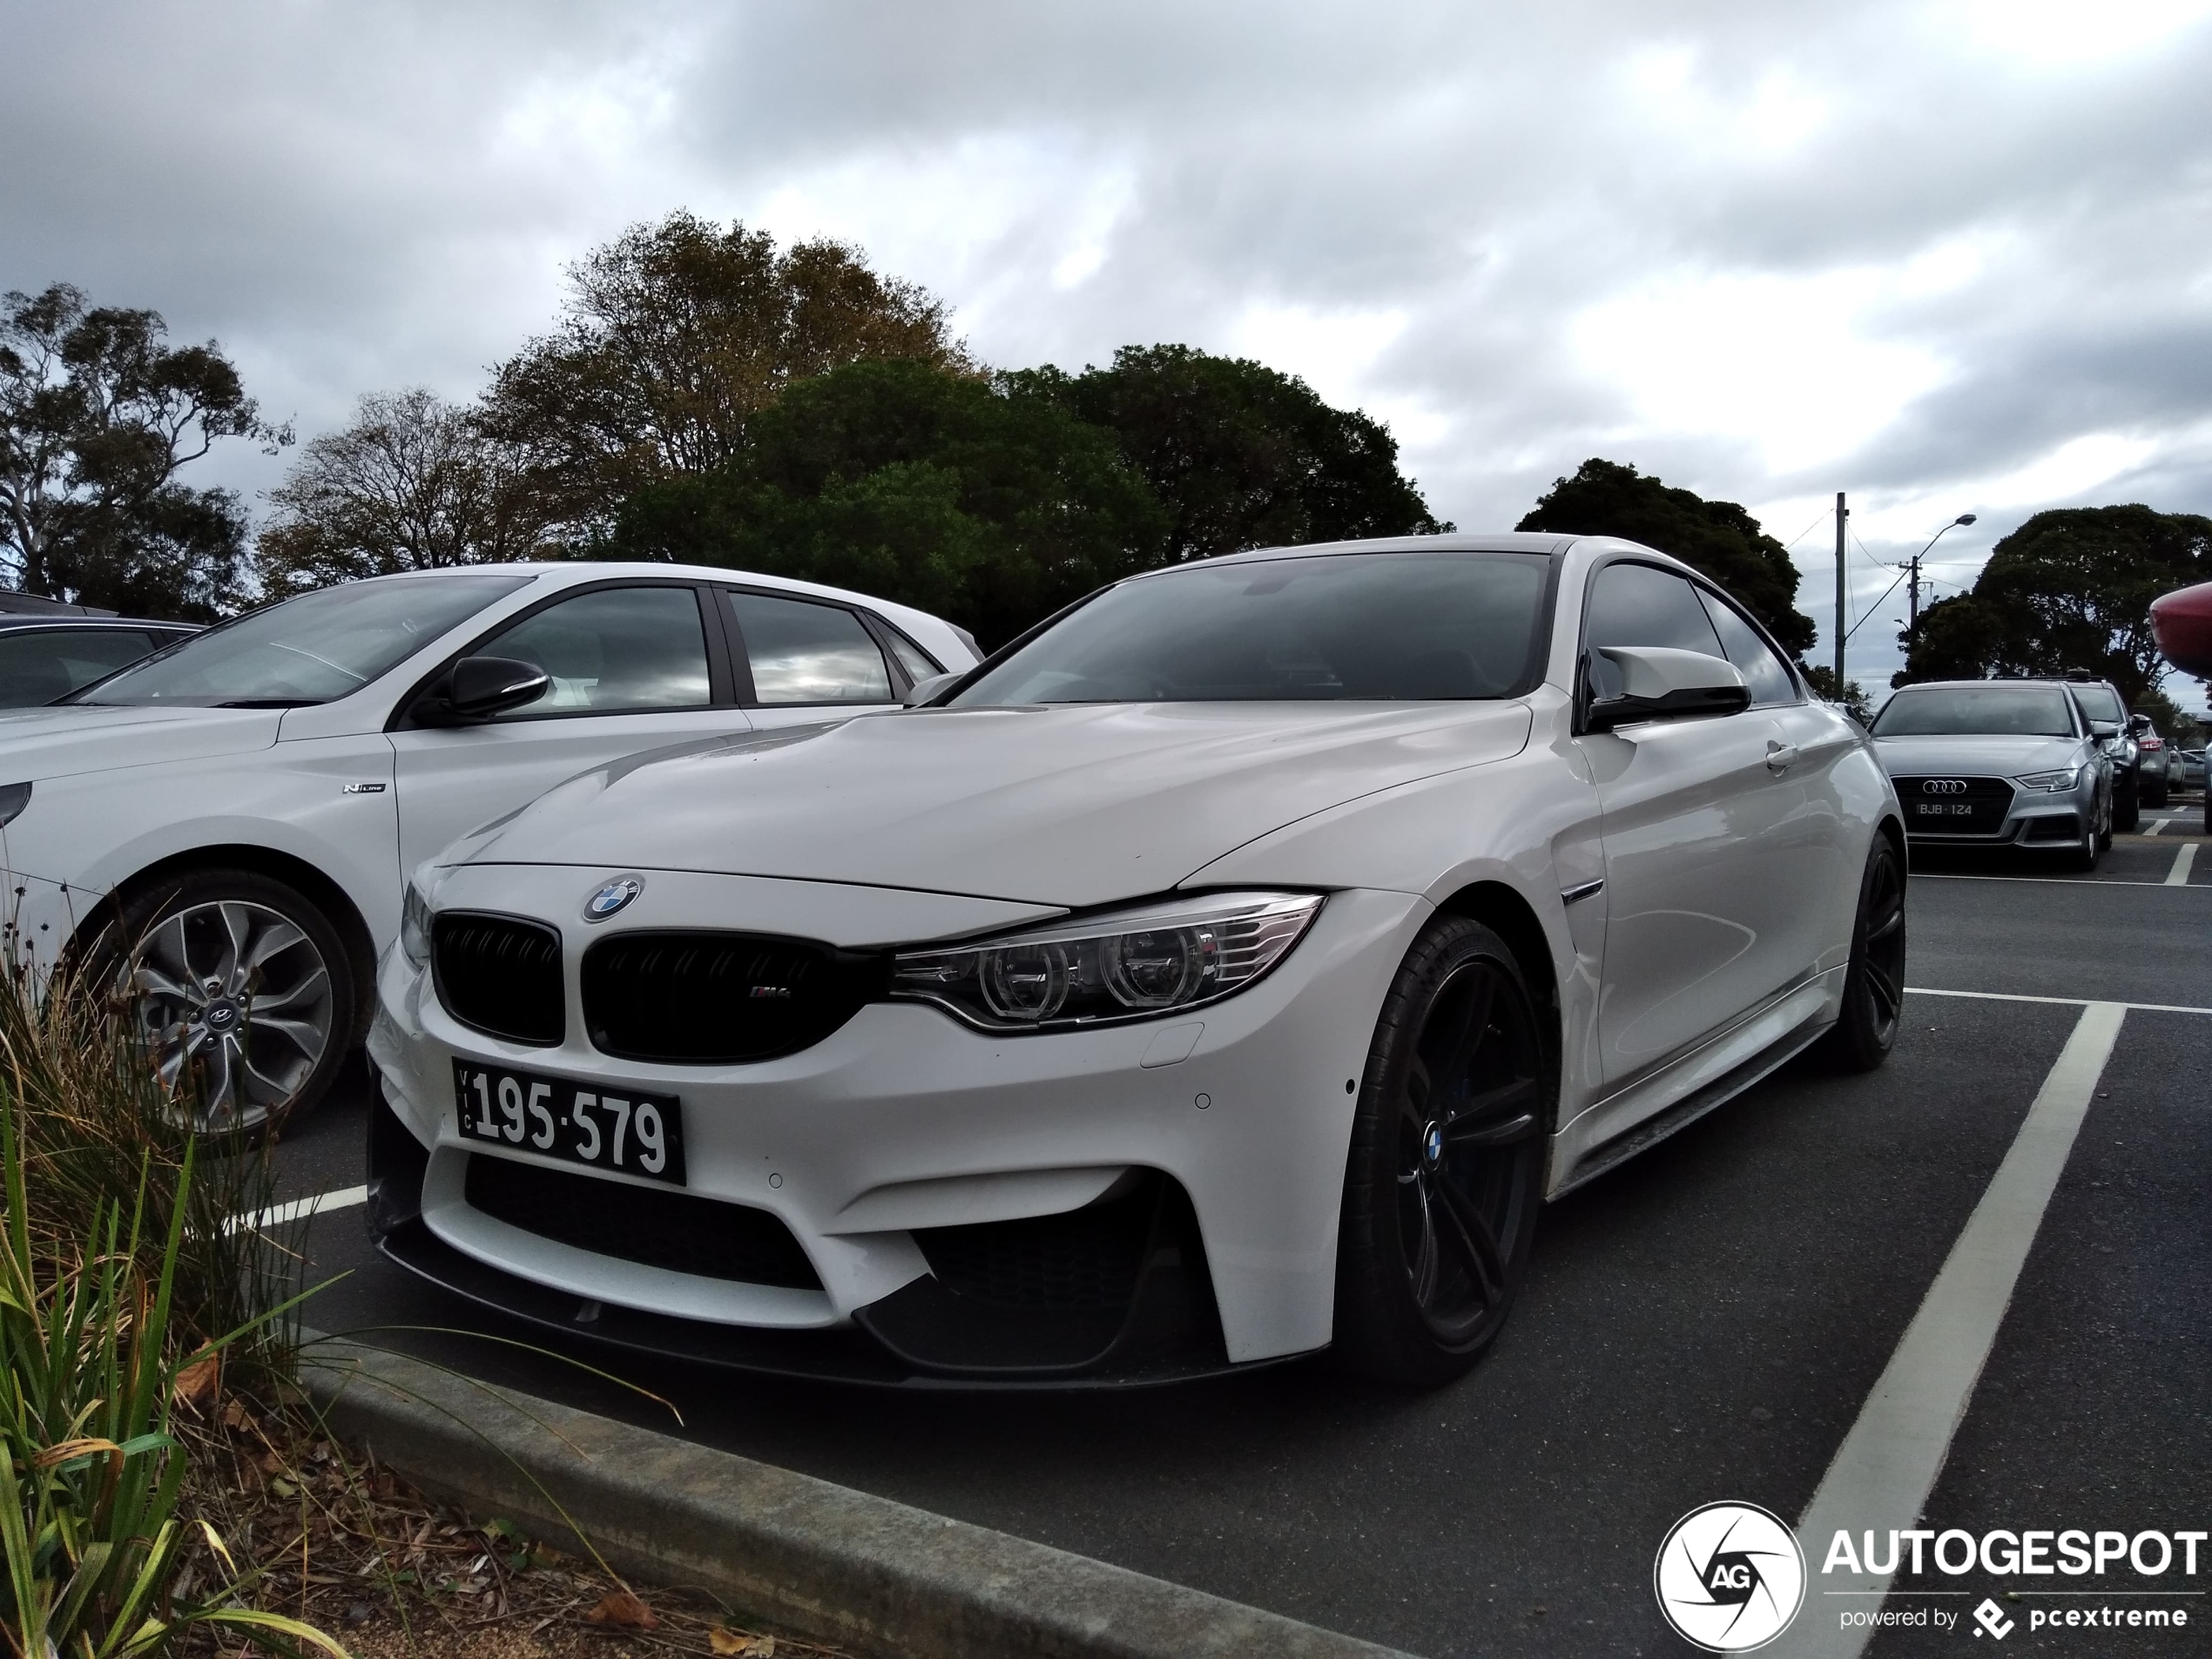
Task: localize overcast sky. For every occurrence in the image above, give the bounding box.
[8,0,2209,702]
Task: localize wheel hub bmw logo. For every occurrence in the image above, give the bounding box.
[1422,1121,1444,1166]
[583,875,644,921]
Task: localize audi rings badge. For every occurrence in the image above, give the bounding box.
[1921,779,1969,794]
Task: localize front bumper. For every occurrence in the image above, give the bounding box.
[1893,774,2099,849]
[367,867,1427,1383]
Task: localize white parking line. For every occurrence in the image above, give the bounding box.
[1794,1001,2128,1659]
[2166,843,2198,887]
[1907,985,2212,1016]
[227,1184,368,1234]
[1912,873,2210,890]
[2144,818,2168,837]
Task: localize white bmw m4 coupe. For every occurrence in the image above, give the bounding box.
[368,533,1905,1388]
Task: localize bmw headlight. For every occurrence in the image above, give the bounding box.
[2016,767,2080,792]
[401,880,435,970]
[890,892,1324,1032]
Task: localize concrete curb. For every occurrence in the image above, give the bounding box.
[297,1334,1417,1659]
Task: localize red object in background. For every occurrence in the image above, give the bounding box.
[2149,580,2212,678]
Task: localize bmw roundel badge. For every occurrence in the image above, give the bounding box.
[583,875,644,922]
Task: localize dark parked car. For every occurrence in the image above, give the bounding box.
[2057,675,2144,831]
[0,594,197,707]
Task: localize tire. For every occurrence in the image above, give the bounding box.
[1821,832,1906,1073]
[84,868,354,1131]
[2143,776,2168,809]
[2115,777,2141,833]
[1333,916,1550,1387]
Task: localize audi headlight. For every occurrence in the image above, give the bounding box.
[401,880,435,970]
[890,892,1324,1032]
[2016,767,2080,792]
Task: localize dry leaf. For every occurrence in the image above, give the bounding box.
[219,1399,253,1430]
[585,1591,659,1630]
[172,1352,220,1410]
[710,1630,773,1656]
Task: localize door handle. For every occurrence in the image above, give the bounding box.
[1765,740,1799,772]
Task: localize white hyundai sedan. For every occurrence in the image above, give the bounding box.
[0,563,974,1127]
[368,533,1904,1388]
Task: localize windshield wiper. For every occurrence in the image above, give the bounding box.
[216,698,321,708]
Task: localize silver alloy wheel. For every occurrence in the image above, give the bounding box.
[122,900,334,1129]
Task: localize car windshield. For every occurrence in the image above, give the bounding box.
[2069,685,2124,723]
[952,551,1550,705]
[1871,685,2076,738]
[72,574,535,707]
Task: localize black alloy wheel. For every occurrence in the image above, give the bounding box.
[1821,832,1906,1072]
[1334,916,1550,1386]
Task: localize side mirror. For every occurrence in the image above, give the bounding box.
[2088,719,2120,740]
[423,656,551,724]
[1586,647,1750,733]
[902,671,962,707]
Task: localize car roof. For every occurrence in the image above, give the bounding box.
[0,614,197,631]
[1190,532,1575,568]
[1887,679,2080,692]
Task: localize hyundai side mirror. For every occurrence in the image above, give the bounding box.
[902,671,963,707]
[421,656,551,725]
[1585,647,1751,733]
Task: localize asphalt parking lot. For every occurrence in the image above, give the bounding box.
[267,814,2212,1657]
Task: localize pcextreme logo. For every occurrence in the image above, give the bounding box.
[1654,1502,1807,1651]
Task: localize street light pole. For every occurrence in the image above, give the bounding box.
[1904,514,1977,634]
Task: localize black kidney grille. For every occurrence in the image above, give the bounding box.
[582,931,885,1063]
[432,913,564,1046]
[465,1153,821,1290]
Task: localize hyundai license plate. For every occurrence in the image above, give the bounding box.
[452,1060,686,1185]
[1913,803,1979,817]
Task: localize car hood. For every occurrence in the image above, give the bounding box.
[0,705,282,781]
[460,700,1535,907]
[1871,734,2083,776]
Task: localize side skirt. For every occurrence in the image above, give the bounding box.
[1549,1015,1833,1198]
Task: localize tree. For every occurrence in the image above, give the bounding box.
[1895,505,2212,705]
[607,358,1167,647]
[1008,345,1447,563]
[257,388,555,598]
[1,283,287,617]
[1515,458,1817,656]
[479,212,972,545]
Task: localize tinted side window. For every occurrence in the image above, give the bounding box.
[1583,563,1725,700]
[479,587,711,717]
[880,625,943,684]
[1696,591,1797,708]
[728,593,893,705]
[0,630,161,705]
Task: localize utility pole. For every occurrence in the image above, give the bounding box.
[1833,491,1848,694]
[1906,552,1921,633]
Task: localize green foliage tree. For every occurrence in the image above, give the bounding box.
[1515,458,1816,656]
[608,358,1168,646]
[0,284,287,618]
[1895,505,2212,705]
[258,388,556,598]
[1008,345,1447,563]
[480,212,972,546]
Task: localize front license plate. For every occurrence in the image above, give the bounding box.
[452,1060,686,1185]
[1914,803,1979,817]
